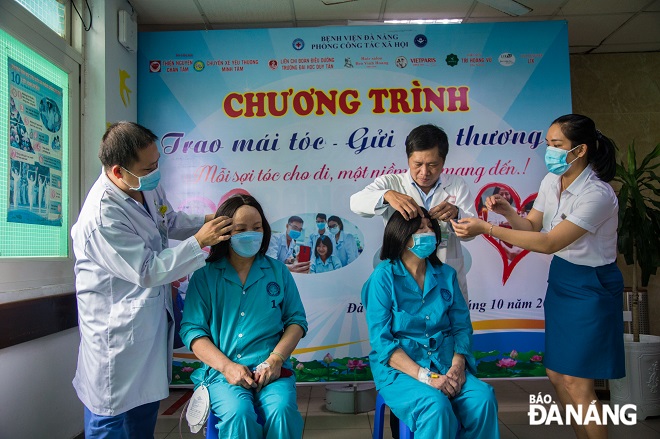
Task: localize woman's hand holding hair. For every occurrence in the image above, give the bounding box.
[451,217,490,238]
[485,194,517,217]
[220,361,257,389]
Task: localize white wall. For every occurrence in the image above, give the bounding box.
[82,0,138,195]
[0,329,81,439]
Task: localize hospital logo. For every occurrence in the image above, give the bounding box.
[445,54,459,67]
[498,52,516,67]
[413,34,428,48]
[395,56,408,68]
[528,394,637,426]
[292,38,305,51]
[149,60,161,73]
[441,288,452,302]
[267,282,281,297]
[193,61,205,72]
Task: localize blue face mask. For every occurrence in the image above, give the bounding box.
[230,231,263,258]
[316,222,326,230]
[122,167,161,191]
[288,228,301,240]
[407,232,437,259]
[328,226,340,235]
[544,145,580,175]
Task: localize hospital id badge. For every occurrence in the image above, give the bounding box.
[186,384,210,433]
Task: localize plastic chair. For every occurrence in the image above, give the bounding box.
[205,412,221,439]
[373,392,414,439]
[205,409,266,439]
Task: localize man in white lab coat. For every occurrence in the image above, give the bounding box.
[71,122,232,439]
[350,124,476,302]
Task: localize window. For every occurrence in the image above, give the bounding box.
[1,28,70,257]
[0,0,81,297]
[14,0,66,38]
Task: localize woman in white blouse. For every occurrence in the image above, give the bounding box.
[453,114,622,439]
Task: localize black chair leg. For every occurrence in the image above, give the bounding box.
[389,413,400,439]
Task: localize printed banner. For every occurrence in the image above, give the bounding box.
[138,21,570,383]
[7,58,63,227]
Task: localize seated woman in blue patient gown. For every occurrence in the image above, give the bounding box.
[180,194,308,439]
[362,209,499,439]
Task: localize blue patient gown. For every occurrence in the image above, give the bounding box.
[180,255,308,439]
[362,259,499,439]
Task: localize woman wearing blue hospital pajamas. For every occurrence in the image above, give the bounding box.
[180,194,307,439]
[362,209,499,439]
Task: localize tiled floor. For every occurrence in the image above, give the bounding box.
[155,379,660,438]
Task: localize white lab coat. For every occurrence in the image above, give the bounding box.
[350,171,476,300]
[71,173,207,416]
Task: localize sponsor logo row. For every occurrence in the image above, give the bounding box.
[148,33,542,73]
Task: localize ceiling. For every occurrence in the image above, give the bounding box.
[128,0,660,54]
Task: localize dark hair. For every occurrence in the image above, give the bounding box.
[315,213,327,221]
[314,235,334,258]
[327,215,344,230]
[99,121,158,169]
[380,208,442,265]
[405,124,449,160]
[207,195,271,263]
[288,215,303,225]
[551,114,617,182]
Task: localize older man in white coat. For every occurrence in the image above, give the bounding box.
[350,124,476,302]
[71,122,232,439]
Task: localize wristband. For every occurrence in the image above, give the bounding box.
[270,351,286,363]
[488,224,494,237]
[417,367,431,385]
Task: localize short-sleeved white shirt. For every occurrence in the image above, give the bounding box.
[533,165,619,267]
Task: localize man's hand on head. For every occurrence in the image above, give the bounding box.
[383,190,424,221]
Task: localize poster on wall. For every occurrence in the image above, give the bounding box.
[7,58,63,227]
[138,21,571,383]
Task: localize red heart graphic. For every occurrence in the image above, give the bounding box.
[474,183,537,285]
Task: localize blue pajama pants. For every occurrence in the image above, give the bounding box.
[84,400,160,439]
[379,372,499,439]
[208,374,303,439]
